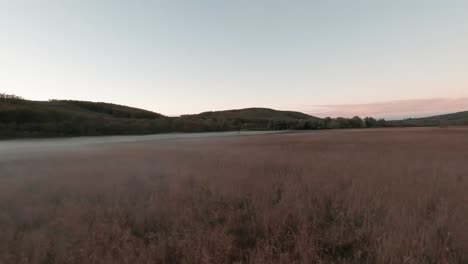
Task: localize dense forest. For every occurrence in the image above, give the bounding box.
[0,93,465,139]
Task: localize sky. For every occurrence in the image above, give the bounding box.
[1,0,468,118]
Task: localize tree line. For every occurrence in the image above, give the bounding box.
[0,93,24,101]
[266,116,387,130]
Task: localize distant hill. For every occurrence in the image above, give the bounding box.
[0,97,172,138]
[0,95,323,138]
[54,100,164,119]
[184,107,316,120]
[183,108,323,130]
[2,93,466,139]
[0,99,163,123]
[0,99,164,121]
[388,111,468,127]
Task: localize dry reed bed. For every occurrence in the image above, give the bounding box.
[0,128,467,263]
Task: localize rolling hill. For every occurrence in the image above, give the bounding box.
[184,107,317,120]
[0,97,172,138]
[388,111,468,127]
[183,108,322,130]
[2,93,467,139]
[0,99,164,122]
[0,95,323,138]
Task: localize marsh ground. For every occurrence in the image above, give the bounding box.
[0,128,467,263]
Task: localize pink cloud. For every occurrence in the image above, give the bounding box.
[305,98,468,120]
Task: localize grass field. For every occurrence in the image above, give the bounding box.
[0,128,467,263]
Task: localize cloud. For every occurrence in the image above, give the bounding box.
[304,98,468,120]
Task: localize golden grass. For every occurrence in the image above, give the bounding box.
[0,128,467,263]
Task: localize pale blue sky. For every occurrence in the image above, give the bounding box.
[1,1,468,116]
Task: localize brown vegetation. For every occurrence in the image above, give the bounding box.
[0,128,467,263]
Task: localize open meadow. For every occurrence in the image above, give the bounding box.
[0,128,467,263]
